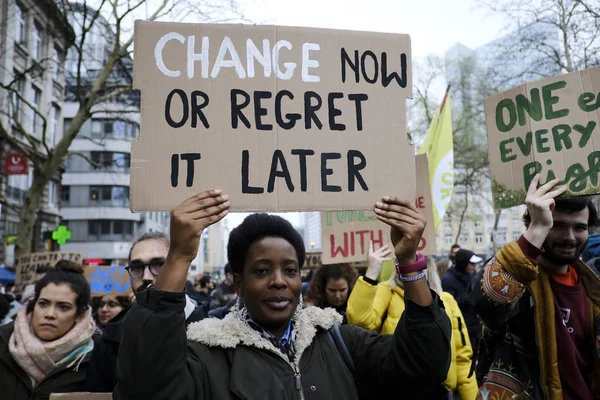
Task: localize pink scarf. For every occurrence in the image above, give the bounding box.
[8,305,95,386]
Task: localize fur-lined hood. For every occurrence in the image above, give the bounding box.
[186,306,342,366]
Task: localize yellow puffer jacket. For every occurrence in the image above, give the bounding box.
[347,277,477,400]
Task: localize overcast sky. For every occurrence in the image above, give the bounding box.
[224,0,508,231]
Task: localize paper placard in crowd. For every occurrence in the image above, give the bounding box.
[485,66,600,209]
[84,266,132,296]
[15,252,82,292]
[50,393,112,399]
[131,21,415,212]
[320,154,437,264]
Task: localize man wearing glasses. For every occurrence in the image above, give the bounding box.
[85,232,209,393]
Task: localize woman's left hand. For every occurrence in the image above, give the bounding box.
[374,197,426,264]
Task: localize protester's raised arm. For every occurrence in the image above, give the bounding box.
[156,190,230,293]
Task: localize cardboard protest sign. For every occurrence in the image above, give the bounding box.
[320,154,437,264]
[131,21,415,212]
[485,66,600,209]
[50,394,112,399]
[304,252,322,269]
[84,266,132,296]
[15,252,82,292]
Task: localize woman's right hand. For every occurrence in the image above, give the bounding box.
[365,241,393,281]
[169,189,230,264]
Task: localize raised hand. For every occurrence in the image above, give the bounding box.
[365,241,394,281]
[169,190,230,264]
[523,174,567,248]
[374,197,426,265]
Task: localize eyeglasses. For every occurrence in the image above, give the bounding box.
[125,260,165,278]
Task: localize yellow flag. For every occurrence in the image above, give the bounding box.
[418,89,454,229]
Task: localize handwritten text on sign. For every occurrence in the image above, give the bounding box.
[320,154,437,264]
[85,266,132,296]
[485,67,600,209]
[16,252,82,292]
[131,21,414,212]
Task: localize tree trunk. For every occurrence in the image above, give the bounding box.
[14,169,47,258]
[454,193,469,244]
[491,210,502,254]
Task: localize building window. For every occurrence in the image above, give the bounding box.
[48,105,58,146]
[15,4,25,44]
[513,232,521,241]
[512,218,521,228]
[32,23,42,60]
[30,86,41,134]
[474,219,482,228]
[90,151,130,170]
[91,119,138,139]
[494,232,507,245]
[90,185,130,205]
[475,234,483,243]
[48,181,56,207]
[444,220,452,229]
[61,185,70,203]
[10,73,24,123]
[460,234,467,243]
[88,220,133,239]
[445,235,453,245]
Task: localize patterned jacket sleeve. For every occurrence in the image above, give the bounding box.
[467,236,542,329]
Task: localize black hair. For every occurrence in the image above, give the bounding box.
[36,265,53,274]
[224,263,233,275]
[199,275,212,288]
[522,196,600,229]
[26,259,91,316]
[128,231,170,261]
[450,244,461,251]
[0,294,10,320]
[227,213,306,275]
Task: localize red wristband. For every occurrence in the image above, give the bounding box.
[395,253,426,275]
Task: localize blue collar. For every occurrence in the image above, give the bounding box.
[279,320,293,347]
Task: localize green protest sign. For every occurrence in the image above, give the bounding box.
[485,66,600,209]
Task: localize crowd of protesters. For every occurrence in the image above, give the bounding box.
[1,177,600,399]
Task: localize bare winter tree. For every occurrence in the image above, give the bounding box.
[477,0,600,83]
[1,0,247,258]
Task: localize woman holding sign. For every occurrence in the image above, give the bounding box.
[114,190,451,400]
[0,260,95,399]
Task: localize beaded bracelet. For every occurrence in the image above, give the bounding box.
[397,270,426,282]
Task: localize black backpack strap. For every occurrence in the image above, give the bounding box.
[328,323,355,375]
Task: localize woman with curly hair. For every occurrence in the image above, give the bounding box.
[305,263,358,322]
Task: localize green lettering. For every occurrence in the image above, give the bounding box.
[500,138,517,162]
[551,124,572,151]
[564,163,587,192]
[535,129,551,153]
[542,81,569,120]
[587,151,600,187]
[349,211,361,222]
[516,131,533,156]
[441,172,453,185]
[326,212,332,227]
[358,211,370,221]
[496,99,517,132]
[441,187,453,200]
[523,161,542,190]
[336,211,346,224]
[516,89,542,126]
[573,121,597,148]
[578,92,598,112]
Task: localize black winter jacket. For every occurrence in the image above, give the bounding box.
[86,297,208,392]
[114,287,452,400]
